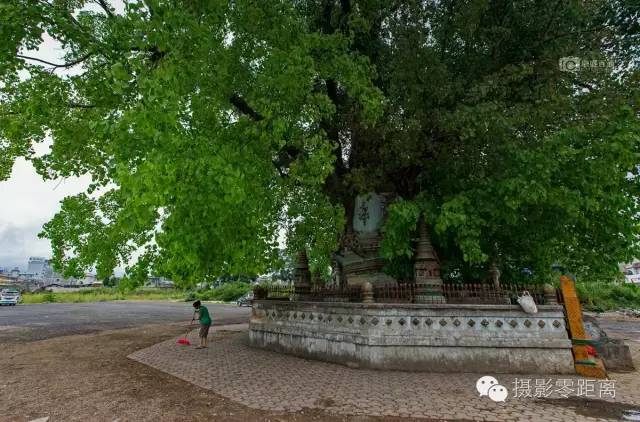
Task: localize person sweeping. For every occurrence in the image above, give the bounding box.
[191,300,212,349]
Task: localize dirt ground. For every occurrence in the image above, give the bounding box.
[1,323,419,422]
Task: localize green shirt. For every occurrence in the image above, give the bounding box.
[197,305,211,325]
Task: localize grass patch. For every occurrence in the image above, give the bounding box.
[20,283,253,304]
[186,282,252,303]
[21,287,184,304]
[577,282,640,312]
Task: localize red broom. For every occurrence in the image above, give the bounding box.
[177,319,194,345]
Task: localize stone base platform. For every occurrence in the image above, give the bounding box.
[249,301,575,374]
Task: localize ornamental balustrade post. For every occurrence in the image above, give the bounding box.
[361,281,374,303]
[293,250,311,301]
[543,283,558,305]
[489,262,501,289]
[413,219,446,304]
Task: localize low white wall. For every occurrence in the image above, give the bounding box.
[249,301,575,374]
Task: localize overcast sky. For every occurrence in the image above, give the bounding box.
[0,10,101,270]
[0,157,90,270]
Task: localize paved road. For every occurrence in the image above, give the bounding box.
[0,301,251,343]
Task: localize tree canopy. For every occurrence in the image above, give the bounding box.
[1,0,639,285]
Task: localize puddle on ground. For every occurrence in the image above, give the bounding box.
[540,397,640,420]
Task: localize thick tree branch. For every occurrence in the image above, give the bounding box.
[229,92,299,177]
[16,55,63,67]
[320,1,335,34]
[95,0,115,17]
[229,93,263,121]
[68,102,96,109]
[340,0,351,14]
[17,53,91,69]
[142,0,155,17]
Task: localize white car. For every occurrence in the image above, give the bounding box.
[0,289,21,306]
[236,292,254,306]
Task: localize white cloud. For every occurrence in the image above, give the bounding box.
[2,1,126,272]
[0,157,90,269]
[0,2,114,270]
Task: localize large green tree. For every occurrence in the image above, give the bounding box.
[1,0,638,285]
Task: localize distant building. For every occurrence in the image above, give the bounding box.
[0,257,110,288]
[21,257,102,286]
[18,272,38,281]
[622,261,640,283]
[147,276,174,288]
[27,257,48,278]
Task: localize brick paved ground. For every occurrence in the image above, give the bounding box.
[129,325,640,421]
